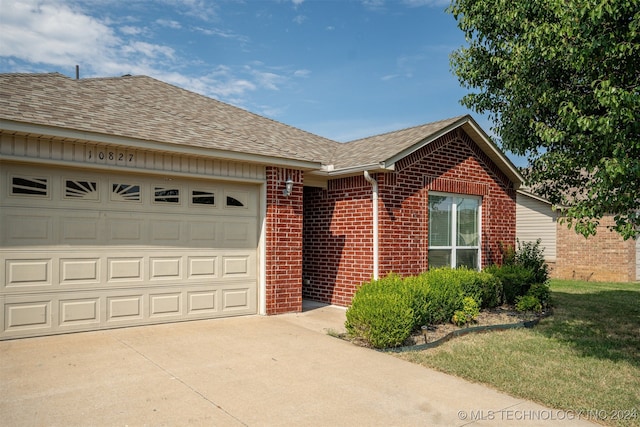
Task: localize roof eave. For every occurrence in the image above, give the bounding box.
[0,119,322,171]
[309,162,395,177]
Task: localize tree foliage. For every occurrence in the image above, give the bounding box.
[449,0,640,239]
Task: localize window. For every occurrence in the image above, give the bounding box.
[192,190,215,205]
[154,186,180,204]
[226,196,244,207]
[11,176,48,196]
[428,193,480,269]
[65,180,98,200]
[112,183,141,202]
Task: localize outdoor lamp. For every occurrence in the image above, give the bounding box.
[283,177,294,196]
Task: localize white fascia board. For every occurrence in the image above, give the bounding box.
[0,119,322,171]
[309,163,394,177]
[517,189,553,205]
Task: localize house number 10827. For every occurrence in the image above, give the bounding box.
[87,150,134,162]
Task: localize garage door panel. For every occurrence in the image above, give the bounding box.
[108,257,144,282]
[4,299,52,332]
[59,298,100,326]
[107,295,143,321]
[187,290,218,314]
[149,292,182,317]
[150,257,182,280]
[188,222,217,243]
[1,164,259,339]
[60,258,100,284]
[150,220,182,243]
[3,213,52,244]
[107,218,144,242]
[188,256,217,279]
[5,259,52,287]
[62,216,100,241]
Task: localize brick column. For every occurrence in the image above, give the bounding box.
[265,167,304,314]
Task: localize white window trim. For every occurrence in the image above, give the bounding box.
[428,192,482,270]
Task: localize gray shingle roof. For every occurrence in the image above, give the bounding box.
[332,116,465,169]
[0,73,339,165]
[0,72,520,186]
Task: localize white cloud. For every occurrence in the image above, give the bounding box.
[122,41,175,59]
[120,25,145,36]
[156,19,182,29]
[291,0,304,5]
[294,69,311,78]
[293,15,306,25]
[194,26,249,43]
[0,0,301,116]
[0,0,119,67]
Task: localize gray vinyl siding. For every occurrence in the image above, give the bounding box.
[516,192,557,262]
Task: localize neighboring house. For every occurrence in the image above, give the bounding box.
[0,73,523,339]
[516,190,639,282]
[516,189,558,271]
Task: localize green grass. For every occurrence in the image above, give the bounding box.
[396,279,640,427]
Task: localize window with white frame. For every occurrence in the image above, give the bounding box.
[428,193,481,269]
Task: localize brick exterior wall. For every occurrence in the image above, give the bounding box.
[302,129,517,306]
[555,215,637,282]
[265,167,304,314]
[302,176,375,306]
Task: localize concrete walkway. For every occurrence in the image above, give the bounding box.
[1,302,596,426]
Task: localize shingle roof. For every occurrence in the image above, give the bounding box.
[0,73,521,187]
[0,73,339,165]
[331,116,465,169]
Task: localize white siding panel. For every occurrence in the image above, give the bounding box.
[516,193,557,261]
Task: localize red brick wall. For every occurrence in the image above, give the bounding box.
[302,176,374,306]
[303,129,517,306]
[555,215,636,282]
[265,167,304,314]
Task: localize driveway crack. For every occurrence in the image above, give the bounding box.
[114,337,248,426]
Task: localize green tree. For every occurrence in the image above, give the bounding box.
[449,0,640,239]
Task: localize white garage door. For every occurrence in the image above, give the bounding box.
[0,164,258,339]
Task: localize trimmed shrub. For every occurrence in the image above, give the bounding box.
[515,295,543,313]
[345,286,414,348]
[421,268,464,325]
[458,269,502,309]
[484,264,535,304]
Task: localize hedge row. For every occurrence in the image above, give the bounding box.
[345,265,549,349]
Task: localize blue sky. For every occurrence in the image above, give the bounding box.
[0,0,526,166]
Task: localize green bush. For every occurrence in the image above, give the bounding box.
[452,297,480,326]
[420,268,464,325]
[345,288,414,348]
[484,264,535,304]
[515,295,542,313]
[457,269,502,309]
[515,239,550,285]
[526,282,551,307]
[344,268,510,348]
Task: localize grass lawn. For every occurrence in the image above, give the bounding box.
[396,280,640,427]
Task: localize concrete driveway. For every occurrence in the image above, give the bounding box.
[1,302,595,426]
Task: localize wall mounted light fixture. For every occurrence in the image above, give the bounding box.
[283,177,294,196]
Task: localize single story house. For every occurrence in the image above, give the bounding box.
[0,73,523,339]
[516,190,639,282]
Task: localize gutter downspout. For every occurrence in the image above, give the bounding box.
[364,171,379,280]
